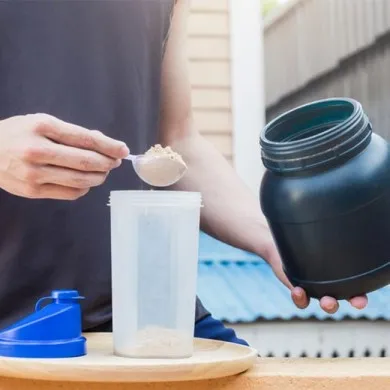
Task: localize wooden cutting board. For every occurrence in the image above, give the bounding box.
[0,333,258,383]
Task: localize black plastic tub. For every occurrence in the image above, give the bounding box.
[260,98,390,299]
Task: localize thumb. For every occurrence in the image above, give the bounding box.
[270,262,310,309]
[269,260,294,290]
[264,245,310,309]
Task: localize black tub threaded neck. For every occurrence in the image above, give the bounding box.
[260,98,372,174]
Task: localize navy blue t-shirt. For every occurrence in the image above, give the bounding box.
[0,0,247,346]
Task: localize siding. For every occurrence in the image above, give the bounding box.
[188,0,233,163]
[263,0,390,140]
[264,0,390,108]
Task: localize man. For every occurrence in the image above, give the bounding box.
[0,0,367,344]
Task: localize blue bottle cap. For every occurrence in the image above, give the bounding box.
[0,290,87,358]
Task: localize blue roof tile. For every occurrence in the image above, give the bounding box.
[197,233,390,323]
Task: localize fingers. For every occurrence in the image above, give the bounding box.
[348,295,368,310]
[292,288,339,314]
[294,293,367,314]
[9,163,109,200]
[8,178,90,201]
[32,166,108,189]
[319,296,339,314]
[30,114,129,159]
[35,183,90,200]
[22,142,122,173]
[291,287,310,309]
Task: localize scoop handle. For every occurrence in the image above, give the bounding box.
[124,154,137,162]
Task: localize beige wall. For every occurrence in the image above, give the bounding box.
[188,0,233,163]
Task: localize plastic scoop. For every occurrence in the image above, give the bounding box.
[124,145,187,187]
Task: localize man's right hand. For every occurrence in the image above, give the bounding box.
[0,113,129,200]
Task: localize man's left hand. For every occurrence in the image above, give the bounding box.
[265,241,368,314]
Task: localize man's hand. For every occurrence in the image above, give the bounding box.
[158,0,367,315]
[265,240,368,313]
[0,114,129,200]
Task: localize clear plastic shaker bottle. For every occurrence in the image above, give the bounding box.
[110,190,202,358]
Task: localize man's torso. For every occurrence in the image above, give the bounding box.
[0,0,209,329]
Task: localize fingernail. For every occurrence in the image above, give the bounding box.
[294,288,303,299]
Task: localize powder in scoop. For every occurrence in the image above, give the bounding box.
[136,144,187,187]
[144,144,187,167]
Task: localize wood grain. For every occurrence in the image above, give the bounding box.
[0,358,390,390]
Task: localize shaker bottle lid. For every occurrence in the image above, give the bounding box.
[0,290,87,358]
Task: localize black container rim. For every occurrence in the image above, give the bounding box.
[260,98,372,173]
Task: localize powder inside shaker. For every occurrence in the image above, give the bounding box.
[118,326,192,358]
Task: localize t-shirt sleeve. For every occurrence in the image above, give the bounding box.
[194,313,249,346]
[195,296,210,322]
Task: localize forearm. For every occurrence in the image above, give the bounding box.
[171,131,272,259]
[159,1,271,259]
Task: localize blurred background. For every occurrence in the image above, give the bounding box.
[191,0,390,359]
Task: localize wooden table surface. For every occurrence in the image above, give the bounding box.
[1,357,390,390]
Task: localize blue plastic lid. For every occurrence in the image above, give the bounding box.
[0,290,87,358]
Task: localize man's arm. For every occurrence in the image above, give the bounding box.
[159,1,271,259]
[158,0,367,313]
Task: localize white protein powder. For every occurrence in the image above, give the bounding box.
[136,144,187,187]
